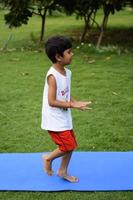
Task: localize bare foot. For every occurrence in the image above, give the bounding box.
[63,175,79,183]
[57,171,79,183]
[42,155,53,176]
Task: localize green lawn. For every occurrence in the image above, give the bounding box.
[0,8,133,200]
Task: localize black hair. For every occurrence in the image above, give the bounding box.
[45,36,72,63]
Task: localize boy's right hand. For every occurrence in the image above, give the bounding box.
[71,101,92,110]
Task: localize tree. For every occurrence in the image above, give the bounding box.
[3,0,32,27]
[2,0,59,41]
[75,0,100,42]
[31,0,59,41]
[56,0,101,42]
[96,0,127,48]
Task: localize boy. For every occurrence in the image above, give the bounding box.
[41,36,91,183]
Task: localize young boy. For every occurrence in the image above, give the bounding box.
[41,36,91,183]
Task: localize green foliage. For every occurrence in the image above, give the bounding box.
[76,0,100,17]
[4,0,32,27]
[54,0,77,15]
[2,0,61,40]
[102,0,125,15]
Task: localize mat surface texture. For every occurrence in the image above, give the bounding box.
[0,152,133,191]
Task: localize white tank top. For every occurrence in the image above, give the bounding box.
[41,66,73,131]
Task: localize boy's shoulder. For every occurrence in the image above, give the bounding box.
[46,66,72,76]
[46,66,55,75]
[65,67,72,75]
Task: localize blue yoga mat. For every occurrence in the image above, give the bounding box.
[0,152,133,191]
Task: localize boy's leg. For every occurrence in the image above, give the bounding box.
[58,151,72,174]
[43,130,78,181]
[57,151,78,182]
[42,148,66,175]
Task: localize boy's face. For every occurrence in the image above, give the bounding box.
[58,48,73,66]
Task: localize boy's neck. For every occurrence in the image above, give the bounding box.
[53,63,66,76]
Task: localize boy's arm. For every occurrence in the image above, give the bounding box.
[48,75,71,108]
[70,97,92,110]
[70,96,77,102]
[48,75,91,110]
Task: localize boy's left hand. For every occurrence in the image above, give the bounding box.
[79,101,92,111]
[71,100,92,110]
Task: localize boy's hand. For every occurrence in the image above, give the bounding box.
[71,101,92,110]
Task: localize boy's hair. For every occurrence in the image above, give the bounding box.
[45,36,72,63]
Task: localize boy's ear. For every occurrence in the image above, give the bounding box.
[55,54,62,62]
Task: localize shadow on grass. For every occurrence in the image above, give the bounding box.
[71,27,133,51]
[1,27,133,53]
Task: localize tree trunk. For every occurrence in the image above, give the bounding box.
[91,10,97,28]
[96,13,109,49]
[40,9,47,41]
[80,15,90,42]
[96,26,104,49]
[2,32,12,51]
[81,22,89,42]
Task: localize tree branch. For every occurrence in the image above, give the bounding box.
[32,11,41,16]
[90,16,100,30]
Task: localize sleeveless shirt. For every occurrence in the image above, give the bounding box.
[41,66,73,131]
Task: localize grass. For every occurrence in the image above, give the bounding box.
[0,7,133,200]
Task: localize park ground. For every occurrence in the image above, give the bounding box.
[0,8,133,200]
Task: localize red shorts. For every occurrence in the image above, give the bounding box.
[48,130,77,152]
